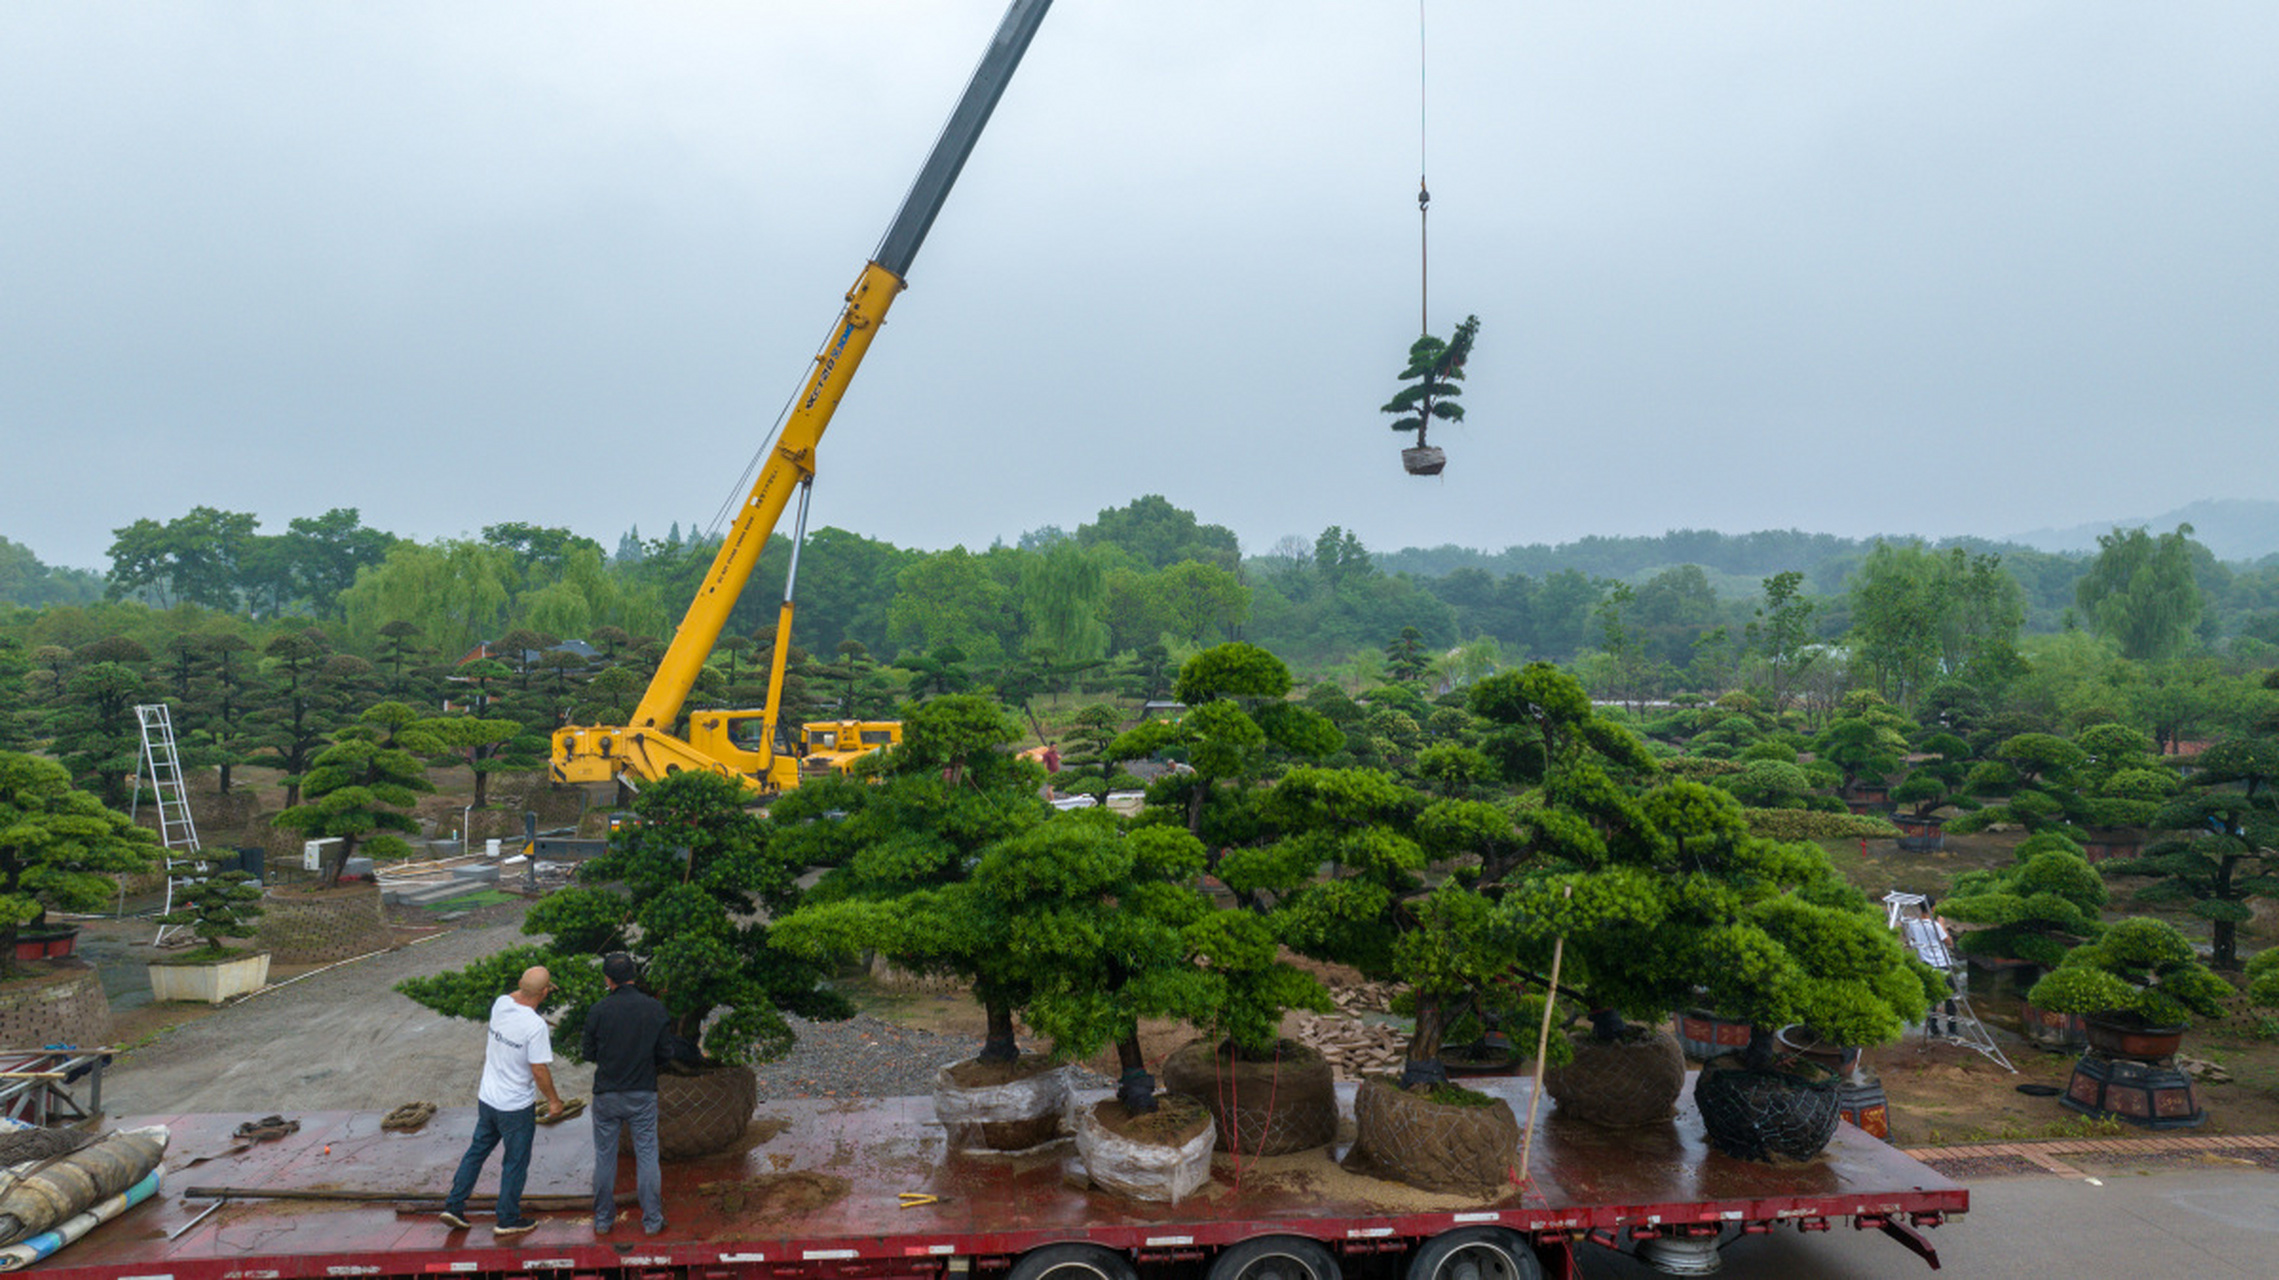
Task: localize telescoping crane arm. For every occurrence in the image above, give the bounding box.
[551,0,1055,793]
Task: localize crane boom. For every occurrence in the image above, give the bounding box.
[551,0,1054,793]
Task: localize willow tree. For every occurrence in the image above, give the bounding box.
[1380,315,1481,453]
[2076,524,2207,663]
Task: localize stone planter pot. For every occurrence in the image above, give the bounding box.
[1893,814,1946,852]
[1342,1077,1520,1193]
[11,926,81,963]
[1543,1025,1686,1127]
[148,951,271,1004]
[2083,1012,2187,1062]
[1693,1055,1841,1162]
[656,1065,758,1159]
[1159,1038,1336,1156]
[1774,1025,1863,1080]
[2020,1001,2088,1050]
[1673,1010,1753,1062]
[2080,830,2144,863]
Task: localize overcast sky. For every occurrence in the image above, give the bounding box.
[5,1,2276,572]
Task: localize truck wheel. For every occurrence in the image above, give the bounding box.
[1209,1235,1341,1280]
[1406,1228,1540,1280]
[1007,1244,1136,1280]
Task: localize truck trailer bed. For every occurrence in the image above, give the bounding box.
[36,1077,1965,1280]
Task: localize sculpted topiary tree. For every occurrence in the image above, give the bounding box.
[2071,723,2178,831]
[1381,315,1481,455]
[2028,917,2232,1030]
[399,769,846,1063]
[1812,692,1911,798]
[273,701,438,888]
[769,695,1049,1063]
[983,814,1217,1114]
[1951,732,2090,837]
[1934,832,2109,970]
[0,751,160,969]
[1109,642,1341,852]
[1892,732,1977,819]
[2107,735,2279,970]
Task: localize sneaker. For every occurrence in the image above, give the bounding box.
[439,1210,472,1230]
[494,1220,539,1239]
[642,1220,667,1237]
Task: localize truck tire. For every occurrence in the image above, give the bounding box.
[1007,1244,1137,1280]
[1405,1228,1541,1280]
[1208,1235,1341,1280]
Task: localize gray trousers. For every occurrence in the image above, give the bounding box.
[591,1090,663,1231]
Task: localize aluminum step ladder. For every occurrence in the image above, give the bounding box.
[1885,891,2015,1073]
[134,703,208,944]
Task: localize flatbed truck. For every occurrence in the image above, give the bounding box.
[48,1079,1963,1280]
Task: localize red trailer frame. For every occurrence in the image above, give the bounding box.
[35,1080,1963,1280]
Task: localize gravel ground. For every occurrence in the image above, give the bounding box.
[750,1013,1111,1101]
[97,903,1104,1118]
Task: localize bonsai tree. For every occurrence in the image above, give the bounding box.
[0,751,161,969]
[1109,642,1341,853]
[2106,735,2279,970]
[2070,723,2178,831]
[156,870,264,960]
[1230,765,1536,1087]
[1949,732,2090,837]
[981,813,1218,1114]
[768,694,1050,1064]
[2026,917,2233,1030]
[1891,731,1979,820]
[1811,692,1911,798]
[273,701,439,888]
[399,769,848,1064]
[1937,832,2109,970]
[1380,314,1481,454]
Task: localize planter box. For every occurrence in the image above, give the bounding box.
[1893,814,1946,852]
[11,927,80,963]
[2080,830,2143,863]
[149,952,271,1004]
[2020,1001,2088,1050]
[2084,1012,2186,1061]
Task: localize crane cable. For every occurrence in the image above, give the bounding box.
[1417,0,1431,337]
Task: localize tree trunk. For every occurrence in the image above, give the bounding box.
[978,1002,1020,1063]
[320,832,359,890]
[1115,1035,1156,1114]
[1399,994,1450,1088]
[472,763,491,809]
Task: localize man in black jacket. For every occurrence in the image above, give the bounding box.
[583,952,672,1234]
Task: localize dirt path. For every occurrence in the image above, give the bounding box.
[99,912,595,1120]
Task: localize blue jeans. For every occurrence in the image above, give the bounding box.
[590,1091,663,1232]
[445,1100,537,1224]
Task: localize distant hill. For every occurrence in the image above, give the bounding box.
[2007,499,2279,564]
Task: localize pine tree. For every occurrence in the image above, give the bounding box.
[1380,315,1480,450]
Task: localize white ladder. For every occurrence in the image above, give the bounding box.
[134,703,207,944]
[1885,891,2015,1073]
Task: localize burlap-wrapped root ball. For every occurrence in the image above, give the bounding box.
[1543,1024,1687,1127]
[1160,1038,1337,1156]
[1341,1077,1519,1194]
[656,1066,757,1159]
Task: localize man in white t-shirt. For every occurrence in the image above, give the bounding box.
[440,966,566,1238]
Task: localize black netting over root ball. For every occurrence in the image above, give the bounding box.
[1693,1058,1840,1162]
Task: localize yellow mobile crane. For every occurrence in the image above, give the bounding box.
[550,0,1055,794]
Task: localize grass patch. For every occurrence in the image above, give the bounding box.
[423,889,520,912]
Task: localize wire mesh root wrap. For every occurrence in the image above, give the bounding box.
[1160,1038,1337,1156]
[657,1066,756,1160]
[1543,1025,1687,1127]
[1341,1077,1519,1194]
[932,1056,1070,1153]
[1692,1057,1840,1162]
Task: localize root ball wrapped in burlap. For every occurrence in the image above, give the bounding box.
[1160,1038,1337,1156]
[1341,1077,1519,1194]
[1543,1025,1687,1127]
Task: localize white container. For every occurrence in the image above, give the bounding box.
[485,838,502,858]
[148,952,272,1004]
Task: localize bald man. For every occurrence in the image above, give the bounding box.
[440,966,566,1238]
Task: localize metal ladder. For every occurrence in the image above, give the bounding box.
[134,703,207,944]
[1884,892,2015,1073]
